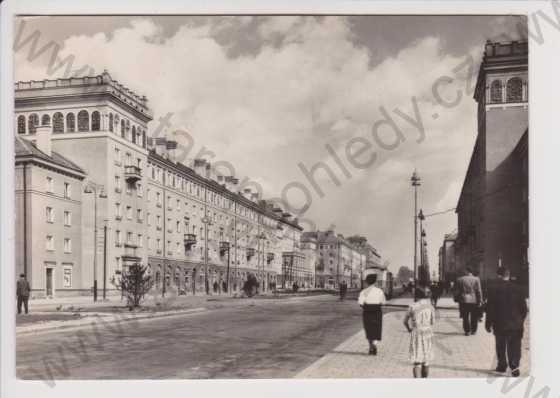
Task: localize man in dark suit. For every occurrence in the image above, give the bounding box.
[485,267,527,377]
[455,267,483,335]
[16,273,31,314]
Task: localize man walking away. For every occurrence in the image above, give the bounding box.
[17,273,30,314]
[455,267,483,335]
[485,267,528,377]
[359,274,386,355]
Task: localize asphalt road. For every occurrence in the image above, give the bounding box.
[17,295,398,379]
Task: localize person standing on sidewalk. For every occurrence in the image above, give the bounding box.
[403,287,435,378]
[16,273,31,315]
[485,267,528,377]
[358,274,386,355]
[455,267,483,335]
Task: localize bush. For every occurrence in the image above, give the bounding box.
[112,264,154,308]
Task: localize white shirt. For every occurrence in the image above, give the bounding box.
[358,285,386,305]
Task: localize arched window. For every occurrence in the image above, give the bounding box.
[131,126,137,144]
[490,80,502,103]
[17,115,26,135]
[506,77,523,102]
[66,113,76,132]
[77,110,89,132]
[121,120,125,138]
[53,112,64,133]
[28,113,39,134]
[91,111,100,131]
[41,114,51,126]
[109,113,113,132]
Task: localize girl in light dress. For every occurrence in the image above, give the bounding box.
[403,288,436,378]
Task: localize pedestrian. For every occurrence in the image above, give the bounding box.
[403,287,435,378]
[358,274,386,355]
[485,267,528,377]
[340,280,348,300]
[213,281,219,294]
[222,280,227,294]
[16,273,30,315]
[455,267,483,335]
[430,282,441,308]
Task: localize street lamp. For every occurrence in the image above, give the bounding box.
[410,170,421,301]
[84,182,107,302]
[257,232,266,293]
[201,214,213,295]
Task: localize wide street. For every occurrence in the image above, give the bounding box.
[17,294,389,379]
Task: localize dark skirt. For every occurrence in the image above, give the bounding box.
[362,304,383,341]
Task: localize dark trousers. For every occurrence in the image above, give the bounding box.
[17,295,29,314]
[495,330,523,370]
[460,303,479,333]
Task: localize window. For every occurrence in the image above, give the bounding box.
[132,126,136,144]
[64,238,72,253]
[138,234,143,248]
[17,115,26,134]
[176,242,181,254]
[46,176,54,193]
[66,113,75,132]
[91,111,100,131]
[41,114,51,126]
[46,207,54,223]
[46,235,54,251]
[137,183,143,197]
[137,208,143,222]
[115,176,122,192]
[157,239,162,251]
[156,192,162,206]
[156,215,162,228]
[109,113,114,132]
[126,206,133,220]
[53,112,64,133]
[64,182,71,199]
[28,113,39,134]
[63,265,72,288]
[64,211,72,226]
[506,77,523,102]
[147,236,152,250]
[115,202,122,218]
[126,232,133,245]
[116,257,121,271]
[176,220,181,233]
[114,147,121,163]
[77,110,89,132]
[126,153,132,167]
[177,199,181,210]
[490,80,503,103]
[147,212,152,226]
[121,120,125,138]
[115,230,122,246]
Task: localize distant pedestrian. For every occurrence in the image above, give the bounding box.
[339,280,347,301]
[455,267,483,335]
[213,281,219,294]
[485,267,528,377]
[17,273,30,314]
[358,274,386,355]
[403,287,435,378]
[222,280,227,294]
[430,282,442,308]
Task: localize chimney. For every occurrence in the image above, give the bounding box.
[250,192,259,202]
[205,162,212,179]
[166,140,178,162]
[154,137,167,157]
[36,123,52,156]
[217,175,225,187]
[231,178,239,193]
[194,159,206,176]
[243,188,252,199]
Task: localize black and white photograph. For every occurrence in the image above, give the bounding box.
[1,1,559,397]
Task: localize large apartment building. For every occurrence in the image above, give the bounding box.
[14,72,303,297]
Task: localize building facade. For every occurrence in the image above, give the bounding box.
[438,232,457,284]
[455,40,529,287]
[14,72,304,297]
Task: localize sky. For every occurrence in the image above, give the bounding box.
[13,15,526,275]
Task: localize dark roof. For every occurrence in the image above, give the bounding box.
[15,136,86,175]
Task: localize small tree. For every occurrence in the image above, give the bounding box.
[243,273,258,297]
[112,264,154,308]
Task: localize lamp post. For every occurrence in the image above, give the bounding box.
[84,182,107,302]
[418,209,425,292]
[410,170,421,301]
[201,213,212,295]
[257,232,266,293]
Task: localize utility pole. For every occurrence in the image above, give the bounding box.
[411,170,421,302]
[103,222,107,300]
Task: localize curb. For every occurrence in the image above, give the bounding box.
[16,307,207,335]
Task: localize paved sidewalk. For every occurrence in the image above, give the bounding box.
[387,296,458,309]
[296,308,530,378]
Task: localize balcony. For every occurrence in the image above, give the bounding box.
[246,247,255,259]
[124,165,142,183]
[124,242,138,249]
[122,245,140,264]
[184,233,197,250]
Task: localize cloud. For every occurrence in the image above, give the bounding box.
[14,16,486,272]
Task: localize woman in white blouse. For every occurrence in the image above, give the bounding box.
[358,273,386,355]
